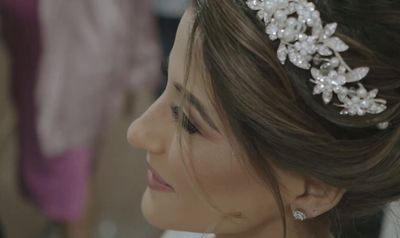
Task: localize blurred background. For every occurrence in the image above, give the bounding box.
[0,1,187,238]
[0,1,399,238]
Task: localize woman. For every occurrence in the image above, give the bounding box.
[127,1,400,238]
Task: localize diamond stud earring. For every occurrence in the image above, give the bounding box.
[293,209,307,221]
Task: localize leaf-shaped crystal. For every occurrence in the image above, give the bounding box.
[263,0,280,14]
[360,99,370,109]
[312,25,322,37]
[323,23,337,37]
[367,102,386,114]
[277,44,288,64]
[246,0,260,9]
[318,45,333,56]
[375,104,387,114]
[312,83,325,95]
[266,23,279,40]
[336,75,347,85]
[377,121,389,130]
[345,67,369,83]
[258,10,270,21]
[337,92,347,102]
[356,87,368,98]
[244,0,387,119]
[288,2,296,14]
[326,37,349,52]
[322,91,333,104]
[311,68,322,80]
[368,88,378,98]
[289,51,310,69]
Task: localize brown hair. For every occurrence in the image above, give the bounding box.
[180,0,400,236]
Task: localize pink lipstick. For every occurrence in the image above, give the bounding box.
[146,164,174,192]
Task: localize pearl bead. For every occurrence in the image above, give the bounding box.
[357,88,368,98]
[330,57,340,68]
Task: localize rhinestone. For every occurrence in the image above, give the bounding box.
[330,57,340,68]
[274,10,287,21]
[357,108,366,116]
[293,210,307,221]
[277,44,288,63]
[370,104,378,112]
[324,22,337,36]
[337,87,348,95]
[298,33,307,41]
[263,0,277,12]
[349,108,357,116]
[306,18,314,26]
[351,96,361,103]
[377,121,389,130]
[326,37,349,52]
[245,0,387,119]
[338,94,347,102]
[287,17,297,26]
[357,88,368,98]
[360,100,370,109]
[318,45,333,56]
[311,11,320,19]
[375,105,387,114]
[338,66,346,74]
[369,89,378,98]
[322,91,333,104]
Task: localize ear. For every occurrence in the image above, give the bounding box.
[290,177,346,219]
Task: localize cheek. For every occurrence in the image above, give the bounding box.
[168,137,249,206]
[187,141,280,222]
[167,136,282,232]
[192,146,247,196]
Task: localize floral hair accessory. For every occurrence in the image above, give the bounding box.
[245,0,387,119]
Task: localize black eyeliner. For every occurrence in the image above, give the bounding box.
[170,105,199,135]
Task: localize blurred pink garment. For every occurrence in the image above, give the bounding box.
[0,0,160,221]
[38,0,161,156]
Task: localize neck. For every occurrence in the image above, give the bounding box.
[215,217,333,238]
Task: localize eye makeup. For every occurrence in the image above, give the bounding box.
[161,58,220,134]
[170,104,199,135]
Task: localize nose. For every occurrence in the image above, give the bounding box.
[127,100,168,154]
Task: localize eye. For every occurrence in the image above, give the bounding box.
[170,105,199,134]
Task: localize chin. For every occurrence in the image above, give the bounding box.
[141,187,180,230]
[140,187,217,233]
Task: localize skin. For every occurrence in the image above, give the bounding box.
[127,8,344,238]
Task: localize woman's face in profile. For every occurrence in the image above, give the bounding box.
[127,8,304,235]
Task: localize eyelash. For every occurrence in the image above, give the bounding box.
[170,105,199,135]
[163,59,199,135]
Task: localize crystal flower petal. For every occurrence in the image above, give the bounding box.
[245,0,387,123]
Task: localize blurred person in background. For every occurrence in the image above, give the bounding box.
[0,0,160,237]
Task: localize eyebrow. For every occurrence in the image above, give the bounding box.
[173,82,220,133]
[162,58,220,133]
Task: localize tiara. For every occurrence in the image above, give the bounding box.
[245,0,388,123]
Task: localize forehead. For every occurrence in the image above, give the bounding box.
[171,9,227,135]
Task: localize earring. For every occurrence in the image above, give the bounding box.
[293,209,307,221]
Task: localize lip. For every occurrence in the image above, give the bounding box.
[146,163,175,192]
